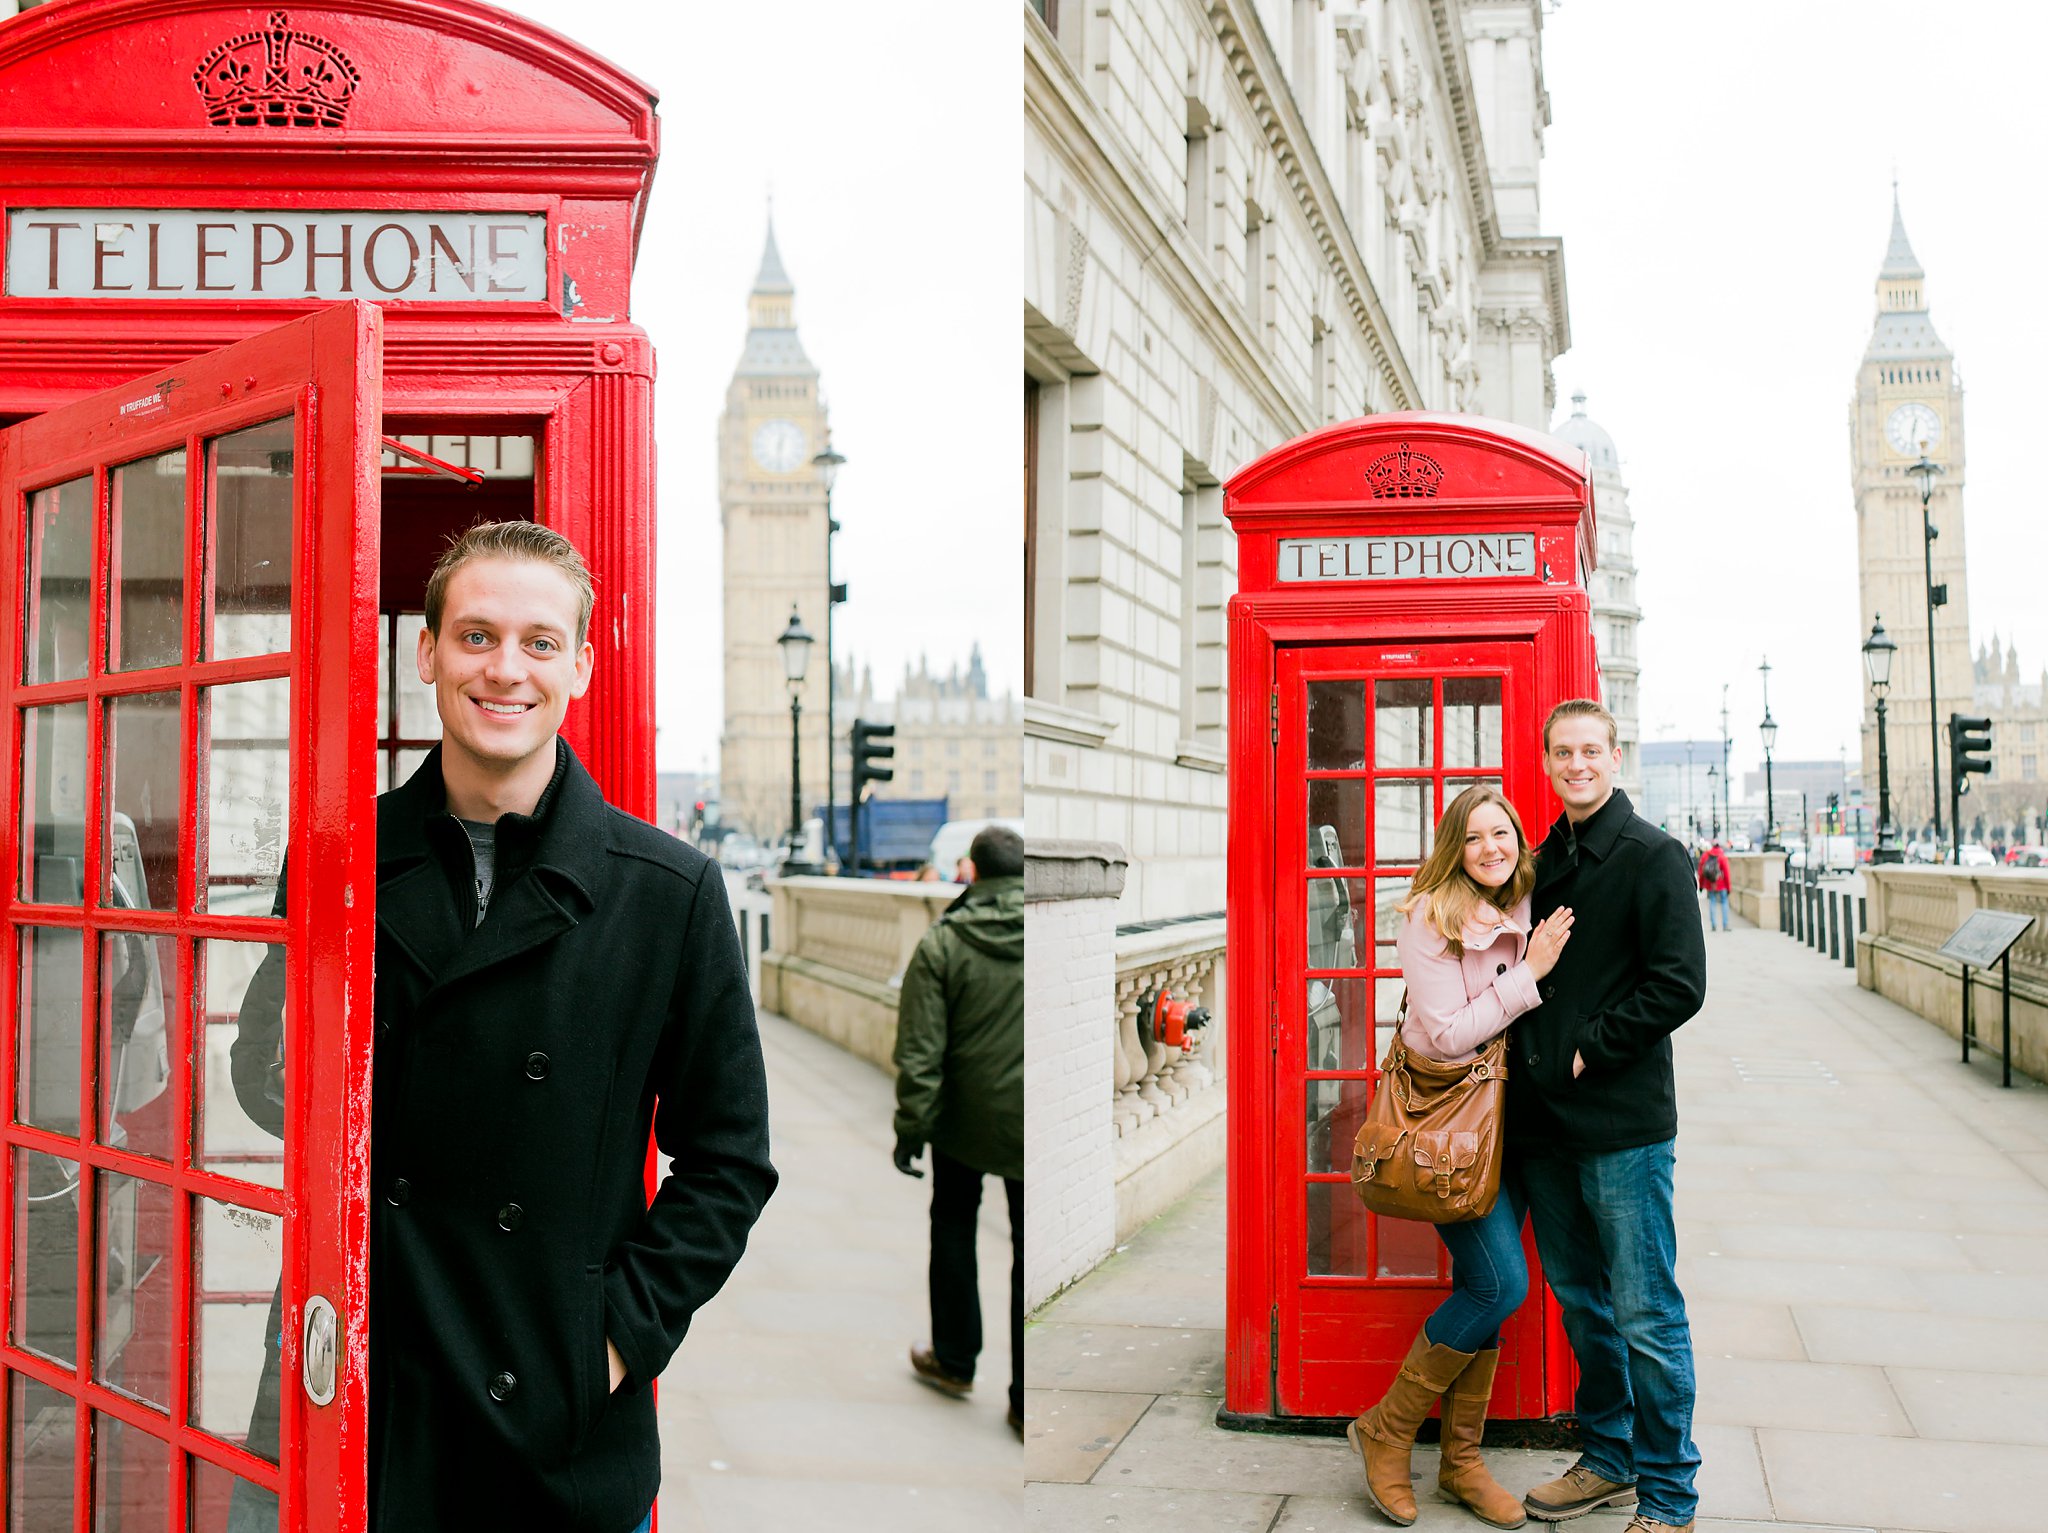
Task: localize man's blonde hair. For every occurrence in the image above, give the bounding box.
[423,521,594,644]
[1542,698,1618,752]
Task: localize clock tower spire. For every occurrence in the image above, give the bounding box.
[1849,191,1971,839]
[719,213,834,840]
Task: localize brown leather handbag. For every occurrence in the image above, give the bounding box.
[1350,996,1508,1225]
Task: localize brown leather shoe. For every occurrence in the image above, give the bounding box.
[1346,1330,1474,1526]
[1523,1461,1636,1521]
[1434,1348,1526,1528]
[1622,1518,1693,1533]
[908,1346,972,1398]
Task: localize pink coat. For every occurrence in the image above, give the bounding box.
[1395,893,1539,1063]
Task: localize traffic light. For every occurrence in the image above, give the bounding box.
[1826,791,1839,832]
[851,719,896,799]
[1950,714,1993,787]
[848,720,896,876]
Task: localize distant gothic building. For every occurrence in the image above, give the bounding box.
[718,220,837,840]
[1969,636,2047,839]
[1552,392,1641,803]
[843,645,1024,825]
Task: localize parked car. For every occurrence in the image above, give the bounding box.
[928,817,1026,882]
[1957,843,1996,867]
[2013,845,2048,869]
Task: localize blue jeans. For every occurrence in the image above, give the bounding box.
[1425,1175,1530,1353]
[1706,889,1729,930]
[1521,1140,1699,1525]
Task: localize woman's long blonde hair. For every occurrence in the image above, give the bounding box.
[1397,784,1536,955]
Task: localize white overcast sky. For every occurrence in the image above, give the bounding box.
[496,1,1016,774]
[1541,1,2047,783]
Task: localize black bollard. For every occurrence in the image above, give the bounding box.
[1828,890,1840,962]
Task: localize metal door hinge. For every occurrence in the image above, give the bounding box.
[1270,690,1279,745]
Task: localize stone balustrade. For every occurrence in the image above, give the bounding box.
[1111,917,1227,1239]
[756,875,961,1070]
[1727,850,1784,929]
[1858,866,2048,1081]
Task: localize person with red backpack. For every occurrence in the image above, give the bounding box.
[1696,842,1732,931]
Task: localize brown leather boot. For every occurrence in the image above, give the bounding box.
[1435,1348,1526,1528]
[1346,1330,1473,1526]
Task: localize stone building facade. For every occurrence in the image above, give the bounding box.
[1551,391,1641,802]
[1024,0,1570,1302]
[718,222,838,840]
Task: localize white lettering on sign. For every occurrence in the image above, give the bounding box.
[1277,533,1536,583]
[5,209,548,302]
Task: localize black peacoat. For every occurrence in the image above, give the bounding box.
[233,740,777,1532]
[1510,787,1707,1154]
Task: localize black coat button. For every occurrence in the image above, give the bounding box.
[1529,1053,1542,1067]
[1497,963,1508,975]
[489,1371,517,1402]
[1541,983,1555,1000]
[496,1203,523,1232]
[525,1052,550,1081]
[386,1178,411,1207]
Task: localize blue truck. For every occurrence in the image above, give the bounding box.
[821,796,949,873]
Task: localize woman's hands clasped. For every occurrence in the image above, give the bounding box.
[1525,907,1574,980]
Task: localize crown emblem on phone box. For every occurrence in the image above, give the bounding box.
[193,11,360,129]
[1366,443,1445,499]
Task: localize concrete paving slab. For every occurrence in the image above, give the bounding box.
[1095,1395,1349,1496]
[1905,1268,2048,1322]
[1758,1428,2048,1533]
[1692,1423,1776,1521]
[1885,1365,2048,1447]
[1677,1253,1926,1308]
[1696,1223,1977,1271]
[1694,1355,1911,1436]
[1027,1321,1227,1396]
[1027,1480,1284,1531]
[1687,1298,1808,1361]
[1791,1307,2048,1373]
[1025,1388,1155,1483]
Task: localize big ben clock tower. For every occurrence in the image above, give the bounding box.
[1850,193,1973,837]
[720,219,835,839]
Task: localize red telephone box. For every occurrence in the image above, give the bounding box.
[0,3,659,1527]
[1221,413,1600,1432]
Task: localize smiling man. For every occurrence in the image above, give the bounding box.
[1513,700,1706,1533]
[232,521,775,1533]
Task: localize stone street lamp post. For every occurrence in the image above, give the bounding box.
[778,606,815,870]
[1907,452,1944,847]
[1864,615,1904,864]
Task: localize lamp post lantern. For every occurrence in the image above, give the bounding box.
[813,441,847,870]
[1864,615,1903,864]
[1907,451,1944,847]
[777,606,815,869]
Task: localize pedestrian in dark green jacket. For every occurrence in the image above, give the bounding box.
[893,825,1024,1436]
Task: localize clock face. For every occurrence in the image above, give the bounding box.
[1886,402,1942,456]
[751,418,808,474]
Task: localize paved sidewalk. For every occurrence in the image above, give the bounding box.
[1026,915,2048,1533]
[656,1009,1022,1531]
